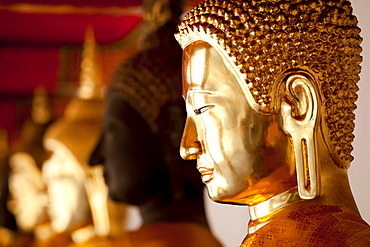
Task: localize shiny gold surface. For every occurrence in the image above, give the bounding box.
[247,187,300,233]
[180,41,297,205]
[177,0,363,238]
[280,75,319,199]
[179,39,361,240]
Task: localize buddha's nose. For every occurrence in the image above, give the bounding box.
[180,117,202,160]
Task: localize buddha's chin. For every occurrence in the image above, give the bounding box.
[207,191,235,204]
[205,177,248,204]
[205,178,231,202]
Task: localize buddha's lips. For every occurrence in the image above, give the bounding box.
[197,167,214,182]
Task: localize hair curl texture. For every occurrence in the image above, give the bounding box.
[176,0,362,166]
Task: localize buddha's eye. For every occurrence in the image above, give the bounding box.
[194,105,214,115]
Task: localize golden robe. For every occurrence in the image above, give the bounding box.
[242,205,370,247]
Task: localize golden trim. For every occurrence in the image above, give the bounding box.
[248,187,301,233]
[249,187,300,221]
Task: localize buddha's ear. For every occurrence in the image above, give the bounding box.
[280,74,320,200]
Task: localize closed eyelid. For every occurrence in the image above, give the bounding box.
[194,105,214,115]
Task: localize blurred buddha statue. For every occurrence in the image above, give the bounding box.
[8,87,52,235]
[88,0,222,246]
[176,0,370,246]
[42,27,125,246]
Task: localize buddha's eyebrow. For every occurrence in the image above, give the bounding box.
[184,90,214,101]
[190,90,215,96]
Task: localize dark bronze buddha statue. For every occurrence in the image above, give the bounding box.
[89,0,222,246]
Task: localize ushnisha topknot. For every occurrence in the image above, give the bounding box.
[175,0,363,166]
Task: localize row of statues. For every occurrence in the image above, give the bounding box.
[2,0,222,246]
[4,28,127,246]
[1,0,370,246]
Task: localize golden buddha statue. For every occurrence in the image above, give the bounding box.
[42,27,125,246]
[88,0,222,246]
[176,0,370,246]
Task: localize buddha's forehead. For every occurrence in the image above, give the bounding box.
[182,41,230,99]
[183,41,211,96]
[182,40,260,112]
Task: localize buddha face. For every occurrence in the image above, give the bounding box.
[89,93,168,205]
[42,140,89,233]
[180,41,296,205]
[8,152,48,232]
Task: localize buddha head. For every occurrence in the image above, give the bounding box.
[42,98,103,233]
[176,0,362,205]
[88,0,205,223]
[42,27,106,234]
[8,87,52,232]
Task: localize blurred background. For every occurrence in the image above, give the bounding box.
[0,1,368,247]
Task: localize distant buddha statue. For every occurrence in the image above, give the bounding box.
[8,87,52,235]
[42,27,126,246]
[88,0,222,246]
[176,0,370,246]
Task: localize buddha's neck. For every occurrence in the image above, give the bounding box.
[248,187,301,234]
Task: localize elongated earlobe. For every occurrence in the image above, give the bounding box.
[280,74,320,200]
